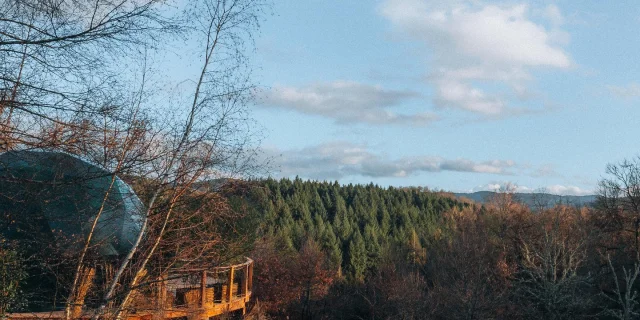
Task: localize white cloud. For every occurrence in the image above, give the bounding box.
[379,0,572,116]
[471,182,592,196]
[434,78,506,114]
[258,81,436,126]
[607,83,640,99]
[545,185,592,196]
[265,142,516,180]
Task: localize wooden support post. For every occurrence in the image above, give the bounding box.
[227,267,235,302]
[158,273,167,311]
[201,271,207,307]
[243,264,249,298]
[248,262,253,293]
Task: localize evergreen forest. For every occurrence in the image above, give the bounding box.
[228,166,640,319]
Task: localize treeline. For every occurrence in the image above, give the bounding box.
[237,177,466,318]
[245,178,466,279]
[239,163,640,319]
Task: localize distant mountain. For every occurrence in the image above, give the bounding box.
[453,191,598,209]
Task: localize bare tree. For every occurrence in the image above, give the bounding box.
[603,252,640,320]
[90,1,266,318]
[514,206,594,319]
[0,0,174,150]
[597,157,640,254]
[532,187,552,213]
[424,207,514,320]
[0,0,268,318]
[596,157,640,319]
[487,182,521,217]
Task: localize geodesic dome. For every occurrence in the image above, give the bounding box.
[0,151,143,256]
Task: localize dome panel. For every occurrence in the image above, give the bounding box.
[0,151,143,256]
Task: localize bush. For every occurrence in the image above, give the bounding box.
[0,245,26,315]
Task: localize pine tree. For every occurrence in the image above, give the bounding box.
[348,229,367,282]
[321,227,343,271]
[378,203,391,238]
[364,223,381,269]
[310,191,328,220]
[334,197,352,241]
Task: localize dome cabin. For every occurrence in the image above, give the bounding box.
[0,151,253,319]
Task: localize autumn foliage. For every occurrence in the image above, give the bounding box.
[243,174,640,319]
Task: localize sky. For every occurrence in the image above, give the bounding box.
[248,0,640,195]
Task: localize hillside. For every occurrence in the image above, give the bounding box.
[454,191,597,208]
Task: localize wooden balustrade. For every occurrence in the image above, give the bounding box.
[6,257,254,320]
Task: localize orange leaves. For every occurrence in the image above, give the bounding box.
[250,238,337,316]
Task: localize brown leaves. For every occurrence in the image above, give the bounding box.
[250,238,336,317]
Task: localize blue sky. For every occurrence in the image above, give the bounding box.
[248,0,640,195]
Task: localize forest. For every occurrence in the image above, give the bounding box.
[232,164,640,319]
[5,163,640,319]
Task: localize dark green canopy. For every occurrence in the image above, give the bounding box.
[0,151,143,256]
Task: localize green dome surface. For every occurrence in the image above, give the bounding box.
[0,151,143,256]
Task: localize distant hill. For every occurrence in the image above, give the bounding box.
[454,191,597,209]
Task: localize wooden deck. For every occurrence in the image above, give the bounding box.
[7,258,254,320]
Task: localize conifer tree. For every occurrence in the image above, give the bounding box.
[348,229,367,282]
[364,223,381,269]
[321,227,343,271]
[311,191,328,220]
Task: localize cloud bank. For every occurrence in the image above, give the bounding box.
[259,81,436,126]
[266,142,516,180]
[471,182,592,196]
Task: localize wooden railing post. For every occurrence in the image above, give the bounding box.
[158,273,167,311]
[227,267,235,302]
[201,270,207,307]
[248,262,253,292]
[243,264,249,298]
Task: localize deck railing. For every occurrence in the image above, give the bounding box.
[7,257,255,320]
[165,257,254,309]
